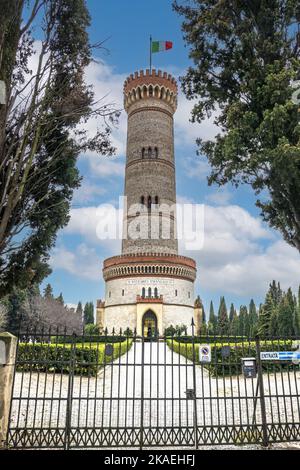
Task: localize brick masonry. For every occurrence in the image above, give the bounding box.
[99,70,199,334]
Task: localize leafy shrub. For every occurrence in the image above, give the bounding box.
[17,339,132,376]
[84,323,100,336]
[167,339,295,376]
[50,335,130,344]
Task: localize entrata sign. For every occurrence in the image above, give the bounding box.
[260,351,300,361]
[199,344,211,363]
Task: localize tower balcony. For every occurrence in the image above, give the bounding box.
[136,295,164,303]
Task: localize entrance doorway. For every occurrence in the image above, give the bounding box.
[142,310,158,339]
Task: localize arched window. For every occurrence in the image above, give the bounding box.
[141,195,145,205]
[155,147,158,158]
[148,287,152,298]
[155,196,159,205]
[142,148,145,158]
[148,147,152,158]
[147,196,152,210]
[154,287,158,298]
[142,287,145,298]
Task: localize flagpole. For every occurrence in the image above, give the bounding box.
[150,35,152,72]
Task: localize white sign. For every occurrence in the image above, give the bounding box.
[0,340,6,365]
[260,351,300,361]
[199,344,211,363]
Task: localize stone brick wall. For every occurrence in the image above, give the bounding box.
[105,276,194,307]
[122,73,178,255]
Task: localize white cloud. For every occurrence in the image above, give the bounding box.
[50,244,102,281]
[182,156,211,181]
[205,188,233,206]
[180,203,299,297]
[72,179,107,205]
[175,90,219,147]
[84,60,127,157]
[84,153,125,179]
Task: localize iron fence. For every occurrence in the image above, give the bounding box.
[6,325,300,449]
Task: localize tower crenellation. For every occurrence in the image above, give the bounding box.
[124,69,177,112]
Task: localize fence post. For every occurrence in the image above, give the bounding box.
[0,332,17,448]
[191,319,199,449]
[64,334,76,450]
[255,337,269,447]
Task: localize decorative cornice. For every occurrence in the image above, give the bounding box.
[103,253,197,282]
[128,106,174,120]
[126,157,175,170]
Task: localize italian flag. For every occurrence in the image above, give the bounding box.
[152,40,173,53]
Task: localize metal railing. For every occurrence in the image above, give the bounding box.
[5,325,300,449]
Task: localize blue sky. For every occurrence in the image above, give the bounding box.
[32,0,299,313]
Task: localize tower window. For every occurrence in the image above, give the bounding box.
[155,147,159,158]
[140,196,145,205]
[122,289,124,296]
[142,287,145,298]
[188,292,191,299]
[109,291,111,298]
[148,287,152,297]
[148,147,152,158]
[154,287,158,298]
[142,148,145,158]
[147,196,152,210]
[175,290,178,297]
[155,196,159,205]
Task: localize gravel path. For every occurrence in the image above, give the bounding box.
[9,341,300,449]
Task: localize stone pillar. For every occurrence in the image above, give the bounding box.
[194,304,203,335]
[96,300,105,332]
[0,332,17,448]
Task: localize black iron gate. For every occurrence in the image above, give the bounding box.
[6,327,300,449]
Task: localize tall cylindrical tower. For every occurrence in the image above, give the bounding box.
[99,69,198,336]
[122,69,178,255]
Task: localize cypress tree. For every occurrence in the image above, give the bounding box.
[83,302,94,325]
[248,299,258,337]
[76,301,83,318]
[43,284,53,299]
[258,292,275,337]
[217,296,229,335]
[208,300,217,333]
[277,293,295,336]
[238,306,249,337]
[56,293,64,305]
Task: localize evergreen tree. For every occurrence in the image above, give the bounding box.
[238,306,249,337]
[248,299,258,337]
[208,300,217,333]
[230,308,239,336]
[0,0,118,298]
[43,284,53,299]
[83,302,94,325]
[56,293,64,305]
[258,292,275,337]
[3,288,27,334]
[277,293,295,336]
[76,301,83,318]
[173,1,300,251]
[217,296,229,335]
[229,303,235,323]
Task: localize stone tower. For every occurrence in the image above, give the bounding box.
[122,69,178,255]
[98,69,198,336]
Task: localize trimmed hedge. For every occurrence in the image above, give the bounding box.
[165,335,246,344]
[167,339,296,376]
[17,339,132,376]
[50,335,131,344]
